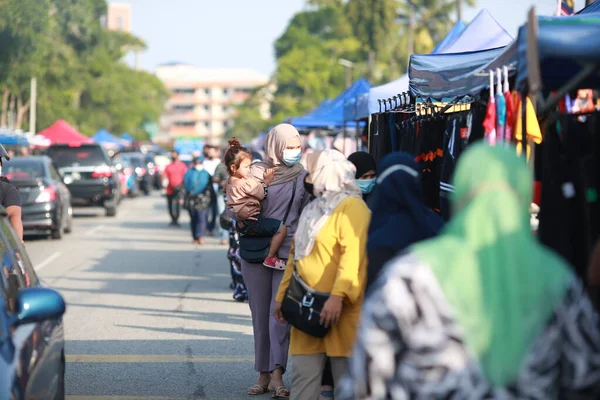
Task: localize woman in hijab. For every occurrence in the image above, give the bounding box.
[274,149,371,400]
[347,151,376,205]
[366,152,443,288]
[339,144,600,399]
[230,124,311,398]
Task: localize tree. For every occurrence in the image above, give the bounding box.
[0,0,168,138]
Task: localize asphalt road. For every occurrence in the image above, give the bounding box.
[24,192,287,400]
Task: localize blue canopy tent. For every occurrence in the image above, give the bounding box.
[93,129,125,147]
[121,133,135,144]
[353,20,467,120]
[578,1,600,14]
[409,41,518,99]
[173,139,204,155]
[516,14,600,95]
[0,134,28,146]
[288,78,372,129]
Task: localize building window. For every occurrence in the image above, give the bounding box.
[204,122,210,128]
[205,89,211,95]
[204,105,210,111]
[117,16,124,31]
[174,121,194,127]
[223,121,230,129]
[223,88,229,96]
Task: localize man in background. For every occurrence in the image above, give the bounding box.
[0,147,23,240]
[164,151,188,226]
[202,145,222,236]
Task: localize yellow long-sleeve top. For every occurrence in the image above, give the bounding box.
[276,196,371,357]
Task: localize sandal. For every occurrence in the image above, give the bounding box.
[247,384,269,395]
[271,386,290,399]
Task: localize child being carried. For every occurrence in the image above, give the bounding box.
[224,138,287,270]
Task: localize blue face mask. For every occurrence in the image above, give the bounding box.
[357,178,375,194]
[282,149,301,167]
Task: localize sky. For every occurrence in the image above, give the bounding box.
[115,0,588,77]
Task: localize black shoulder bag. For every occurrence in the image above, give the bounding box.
[238,179,297,263]
[281,259,330,338]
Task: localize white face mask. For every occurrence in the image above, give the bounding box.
[194,165,204,171]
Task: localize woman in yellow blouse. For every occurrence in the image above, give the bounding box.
[274,149,370,399]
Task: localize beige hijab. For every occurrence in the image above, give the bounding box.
[293,149,363,260]
[251,123,304,186]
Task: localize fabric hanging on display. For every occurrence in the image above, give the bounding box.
[439,113,470,220]
[538,112,600,281]
[514,96,543,161]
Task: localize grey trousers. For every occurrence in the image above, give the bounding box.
[291,354,348,400]
[241,261,290,373]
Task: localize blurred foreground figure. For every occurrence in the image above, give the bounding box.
[339,144,600,400]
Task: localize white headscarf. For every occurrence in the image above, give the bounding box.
[293,149,363,260]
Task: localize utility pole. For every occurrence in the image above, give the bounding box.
[457,0,463,22]
[29,77,37,134]
[338,58,354,88]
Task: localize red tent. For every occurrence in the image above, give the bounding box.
[38,120,94,145]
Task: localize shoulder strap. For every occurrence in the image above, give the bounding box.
[282,178,297,224]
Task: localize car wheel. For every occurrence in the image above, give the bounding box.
[105,206,117,217]
[64,207,73,234]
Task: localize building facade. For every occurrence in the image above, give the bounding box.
[106,3,132,33]
[155,63,270,144]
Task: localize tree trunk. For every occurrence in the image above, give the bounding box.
[8,94,16,129]
[368,50,376,81]
[1,89,9,127]
[15,96,31,130]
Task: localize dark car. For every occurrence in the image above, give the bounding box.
[0,208,66,399]
[4,156,73,240]
[121,153,150,195]
[46,143,120,217]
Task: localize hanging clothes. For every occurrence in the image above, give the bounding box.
[513,96,543,161]
[538,112,600,281]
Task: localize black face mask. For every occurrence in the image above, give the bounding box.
[303,177,314,197]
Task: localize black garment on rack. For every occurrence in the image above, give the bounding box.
[439,114,469,220]
[370,113,393,164]
[538,112,599,281]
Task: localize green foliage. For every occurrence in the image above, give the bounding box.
[233,0,475,139]
[0,0,167,138]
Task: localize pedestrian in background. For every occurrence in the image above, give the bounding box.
[164,151,188,227]
[274,149,370,400]
[347,151,377,206]
[366,152,444,289]
[213,159,230,245]
[203,145,222,236]
[229,124,310,398]
[339,144,600,399]
[183,156,213,244]
[0,146,23,240]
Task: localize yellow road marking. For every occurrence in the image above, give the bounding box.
[66,354,254,363]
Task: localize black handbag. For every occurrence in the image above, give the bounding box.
[238,179,296,263]
[281,261,331,338]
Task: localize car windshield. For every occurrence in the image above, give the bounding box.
[47,145,109,168]
[3,160,45,180]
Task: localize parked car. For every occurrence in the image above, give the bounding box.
[111,154,139,198]
[4,156,73,239]
[120,153,150,195]
[0,207,66,399]
[46,143,120,217]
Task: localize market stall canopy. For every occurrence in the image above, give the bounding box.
[174,139,203,155]
[578,1,600,14]
[440,9,513,54]
[121,133,135,144]
[353,21,467,120]
[288,78,372,128]
[38,120,93,145]
[516,14,600,92]
[409,41,518,99]
[93,129,125,147]
[0,131,28,146]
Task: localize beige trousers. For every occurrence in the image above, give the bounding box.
[290,354,348,400]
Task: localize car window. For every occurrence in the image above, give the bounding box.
[0,221,26,313]
[3,160,45,180]
[47,146,109,168]
[0,219,37,289]
[50,165,62,181]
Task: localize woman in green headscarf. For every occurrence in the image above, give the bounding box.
[338,143,600,399]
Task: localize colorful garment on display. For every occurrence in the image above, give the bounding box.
[514,96,542,161]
